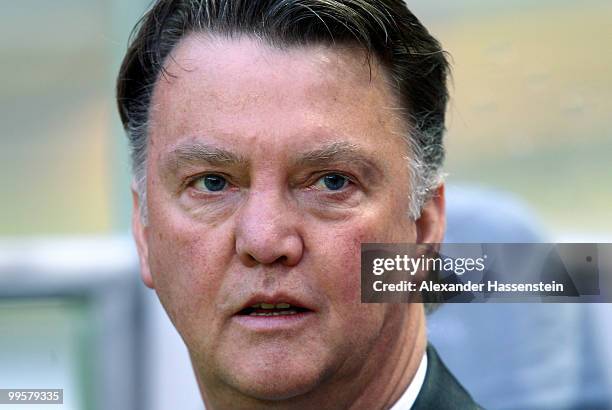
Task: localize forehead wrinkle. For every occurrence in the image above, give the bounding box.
[160,140,249,174]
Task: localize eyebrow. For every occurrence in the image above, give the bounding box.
[160,141,249,174]
[294,141,384,178]
[160,140,383,180]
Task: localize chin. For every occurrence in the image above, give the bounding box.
[219,349,329,401]
[234,375,319,401]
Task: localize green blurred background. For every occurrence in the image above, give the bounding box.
[1,0,610,238]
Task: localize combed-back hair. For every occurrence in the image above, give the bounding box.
[116,0,450,221]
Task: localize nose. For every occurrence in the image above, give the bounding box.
[234,190,304,267]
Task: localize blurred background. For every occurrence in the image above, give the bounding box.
[0,1,610,409]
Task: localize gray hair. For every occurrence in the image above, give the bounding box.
[117,0,450,222]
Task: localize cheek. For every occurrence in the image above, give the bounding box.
[145,209,233,341]
[313,219,402,305]
[310,224,392,357]
[310,211,415,327]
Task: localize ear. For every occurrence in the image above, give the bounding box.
[415,184,446,244]
[132,182,154,289]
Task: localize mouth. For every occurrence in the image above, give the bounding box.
[232,296,316,331]
[237,302,312,317]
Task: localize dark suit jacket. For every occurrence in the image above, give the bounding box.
[412,344,483,409]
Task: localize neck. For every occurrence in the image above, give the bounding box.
[197,304,427,410]
[347,303,427,410]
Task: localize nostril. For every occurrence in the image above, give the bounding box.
[240,249,293,267]
[239,252,259,267]
[235,225,304,266]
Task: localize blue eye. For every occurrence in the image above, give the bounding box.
[194,174,227,192]
[316,174,349,191]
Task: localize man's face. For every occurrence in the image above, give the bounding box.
[134,34,443,400]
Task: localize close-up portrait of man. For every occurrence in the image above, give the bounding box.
[116,0,478,409]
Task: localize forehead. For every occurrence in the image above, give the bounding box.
[148,33,408,158]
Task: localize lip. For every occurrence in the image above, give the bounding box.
[232,292,317,332]
[232,311,316,331]
[238,293,316,313]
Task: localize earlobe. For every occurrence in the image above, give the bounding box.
[131,185,155,289]
[415,184,446,244]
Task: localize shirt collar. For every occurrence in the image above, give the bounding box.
[389,351,428,410]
